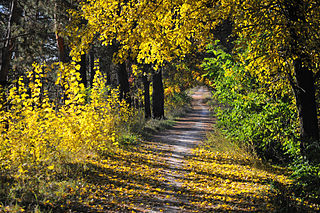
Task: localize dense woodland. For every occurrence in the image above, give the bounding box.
[1,0,320,212]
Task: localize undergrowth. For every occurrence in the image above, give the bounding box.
[134,90,192,139]
[0,62,133,212]
[0,61,192,212]
[202,41,320,206]
[202,126,320,212]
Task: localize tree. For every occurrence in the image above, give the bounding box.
[89,49,95,86]
[152,68,164,119]
[228,0,320,161]
[142,65,151,119]
[72,0,320,159]
[284,0,319,158]
[0,0,22,90]
[0,0,69,106]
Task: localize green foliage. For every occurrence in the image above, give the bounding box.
[202,41,299,163]
[202,40,320,206]
[291,159,320,202]
[165,90,192,116]
[118,133,140,146]
[170,91,192,106]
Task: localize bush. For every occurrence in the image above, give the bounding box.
[0,62,133,178]
[291,159,320,203]
[201,41,320,207]
[202,41,299,163]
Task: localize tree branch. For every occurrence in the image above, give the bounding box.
[0,32,31,43]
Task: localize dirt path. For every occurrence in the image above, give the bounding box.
[4,88,313,212]
[150,87,214,212]
[34,86,299,212]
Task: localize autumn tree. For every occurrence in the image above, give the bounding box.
[71,0,320,160]
[228,0,320,161]
[0,0,61,108]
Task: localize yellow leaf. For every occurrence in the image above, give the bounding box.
[75,64,81,70]
[48,165,55,170]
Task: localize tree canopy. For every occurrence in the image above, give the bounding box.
[69,0,218,65]
[72,0,319,75]
[71,0,320,159]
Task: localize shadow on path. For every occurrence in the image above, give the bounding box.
[148,86,214,212]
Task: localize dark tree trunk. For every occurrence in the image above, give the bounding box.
[106,67,111,85]
[0,42,13,89]
[0,0,21,89]
[142,74,151,119]
[89,50,95,86]
[55,32,69,105]
[54,0,70,63]
[152,69,164,119]
[56,35,70,63]
[293,58,319,160]
[285,0,320,161]
[117,62,131,105]
[79,54,87,87]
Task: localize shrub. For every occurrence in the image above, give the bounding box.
[202,41,298,163]
[0,62,133,178]
[291,158,320,203]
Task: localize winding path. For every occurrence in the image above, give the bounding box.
[150,87,214,212]
[43,86,295,212]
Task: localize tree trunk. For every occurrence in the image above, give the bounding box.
[0,42,13,89]
[117,62,131,105]
[89,50,95,86]
[79,53,87,87]
[293,58,319,160]
[152,69,164,119]
[142,74,151,119]
[285,0,320,161]
[54,0,70,63]
[55,35,70,63]
[0,0,21,89]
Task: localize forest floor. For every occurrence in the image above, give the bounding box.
[14,87,318,212]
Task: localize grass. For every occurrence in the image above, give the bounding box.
[1,140,318,212]
[1,143,169,212]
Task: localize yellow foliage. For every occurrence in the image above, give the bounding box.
[0,61,133,173]
[67,0,320,95]
[68,0,219,67]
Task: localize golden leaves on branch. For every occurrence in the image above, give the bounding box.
[0,61,133,174]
